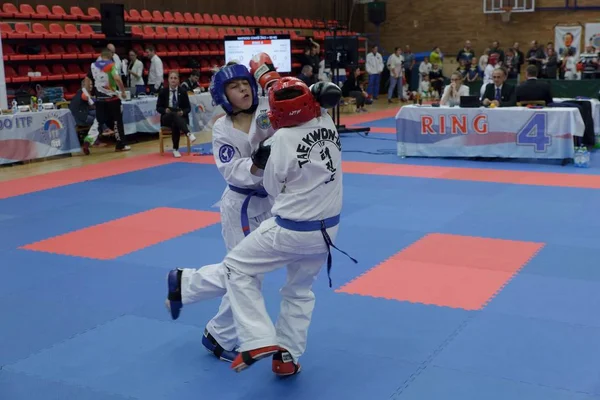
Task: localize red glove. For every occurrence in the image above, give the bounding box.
[249,53,281,90]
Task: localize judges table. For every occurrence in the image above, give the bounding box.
[0,108,80,165]
[121,92,223,136]
[395,105,585,160]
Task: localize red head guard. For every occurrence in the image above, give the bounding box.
[267,77,321,130]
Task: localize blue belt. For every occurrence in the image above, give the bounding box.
[228,185,269,237]
[275,215,357,288]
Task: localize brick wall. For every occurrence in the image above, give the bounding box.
[365,0,600,57]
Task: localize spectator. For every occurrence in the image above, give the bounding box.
[527,41,545,77]
[516,65,553,105]
[146,45,164,94]
[419,56,432,78]
[342,67,368,112]
[428,63,444,98]
[156,71,197,158]
[297,65,313,87]
[489,41,505,65]
[505,48,519,79]
[456,40,475,64]
[387,47,404,103]
[579,45,598,79]
[481,67,516,107]
[456,59,468,79]
[543,48,558,79]
[69,77,112,154]
[563,48,578,80]
[403,45,416,91]
[180,70,201,92]
[366,45,384,99]
[308,38,321,84]
[479,48,490,72]
[429,46,443,67]
[513,42,525,79]
[127,49,145,95]
[466,58,481,83]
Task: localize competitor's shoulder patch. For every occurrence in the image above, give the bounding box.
[219,144,235,163]
[256,111,271,130]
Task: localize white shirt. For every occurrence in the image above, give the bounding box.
[483,64,496,84]
[148,55,164,88]
[212,96,274,217]
[440,84,469,106]
[366,52,384,75]
[129,59,144,86]
[419,61,432,76]
[387,54,404,77]
[264,112,342,224]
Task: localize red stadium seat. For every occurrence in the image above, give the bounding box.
[253,16,262,26]
[52,5,77,20]
[193,13,203,24]
[178,44,190,56]
[70,6,94,21]
[1,3,19,19]
[63,23,81,39]
[221,15,231,25]
[131,26,144,38]
[15,23,40,39]
[212,14,222,25]
[19,65,46,82]
[142,26,156,39]
[187,27,200,39]
[80,24,105,39]
[166,43,179,56]
[128,9,142,22]
[188,43,200,56]
[167,26,179,39]
[151,10,163,23]
[140,10,153,22]
[163,11,175,23]
[183,12,195,24]
[87,7,101,21]
[37,64,62,81]
[173,12,185,23]
[177,27,190,40]
[155,26,168,39]
[35,5,52,19]
[202,13,213,24]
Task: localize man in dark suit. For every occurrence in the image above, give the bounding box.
[156,71,196,157]
[516,65,554,106]
[481,67,517,107]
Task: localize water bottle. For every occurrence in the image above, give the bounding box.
[12,99,18,114]
[574,145,590,168]
[38,97,43,112]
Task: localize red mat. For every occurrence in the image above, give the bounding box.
[0,154,176,200]
[337,233,544,310]
[20,207,221,259]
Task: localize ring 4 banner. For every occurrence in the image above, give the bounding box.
[395,106,584,160]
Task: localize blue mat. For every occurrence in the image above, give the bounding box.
[432,312,600,395]
[398,365,600,400]
[3,134,600,399]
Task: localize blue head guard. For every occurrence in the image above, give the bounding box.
[209,64,259,115]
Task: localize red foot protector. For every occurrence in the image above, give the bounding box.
[20,207,221,259]
[337,233,544,310]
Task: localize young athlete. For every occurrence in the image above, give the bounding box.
[166,68,351,377]
[168,63,275,363]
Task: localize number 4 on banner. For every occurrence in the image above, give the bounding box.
[516,113,551,152]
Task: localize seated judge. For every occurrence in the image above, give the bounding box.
[156,71,196,158]
[440,72,469,106]
[481,66,516,107]
[516,65,554,106]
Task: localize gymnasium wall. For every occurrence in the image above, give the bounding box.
[368,0,600,56]
[21,0,356,21]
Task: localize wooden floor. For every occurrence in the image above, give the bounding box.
[0,98,400,183]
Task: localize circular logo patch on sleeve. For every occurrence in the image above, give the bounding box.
[256,112,271,130]
[219,144,235,163]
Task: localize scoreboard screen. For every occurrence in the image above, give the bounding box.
[224,35,292,73]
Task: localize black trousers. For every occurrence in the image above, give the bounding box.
[161,113,189,150]
[95,98,126,149]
